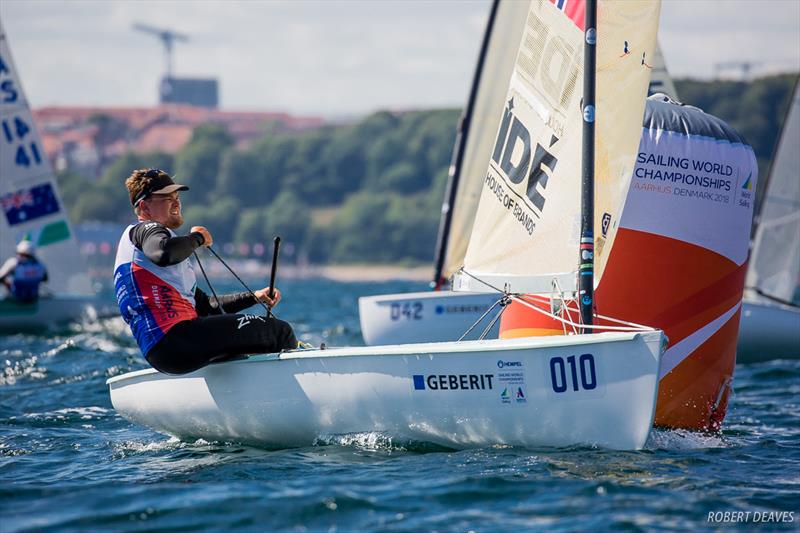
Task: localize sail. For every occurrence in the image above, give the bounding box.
[746,78,800,305]
[0,22,93,295]
[456,0,660,294]
[434,0,531,286]
[648,42,679,100]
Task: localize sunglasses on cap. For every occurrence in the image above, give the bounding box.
[132,169,188,206]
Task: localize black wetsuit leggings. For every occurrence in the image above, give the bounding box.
[146,313,297,375]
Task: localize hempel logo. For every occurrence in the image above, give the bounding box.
[497,360,523,369]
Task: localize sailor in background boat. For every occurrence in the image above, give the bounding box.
[114,168,299,375]
[0,240,49,303]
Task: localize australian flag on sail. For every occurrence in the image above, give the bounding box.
[550,0,586,31]
[1,183,60,226]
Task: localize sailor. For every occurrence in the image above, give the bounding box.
[0,240,49,303]
[114,168,300,374]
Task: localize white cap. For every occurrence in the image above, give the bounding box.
[16,240,35,255]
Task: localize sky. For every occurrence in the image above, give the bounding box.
[1,0,799,118]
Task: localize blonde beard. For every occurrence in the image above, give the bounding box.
[164,213,184,229]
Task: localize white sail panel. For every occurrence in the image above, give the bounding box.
[648,42,679,100]
[458,0,660,293]
[0,22,93,295]
[459,0,584,293]
[593,0,661,281]
[441,0,530,281]
[747,79,800,303]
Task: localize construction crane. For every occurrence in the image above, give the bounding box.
[714,61,762,81]
[133,23,189,78]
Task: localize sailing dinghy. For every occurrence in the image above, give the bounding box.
[0,22,99,332]
[109,0,667,450]
[738,78,800,362]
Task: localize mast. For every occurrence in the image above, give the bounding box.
[431,0,500,290]
[579,0,597,329]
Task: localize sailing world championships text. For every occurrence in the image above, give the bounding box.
[635,152,733,191]
[484,171,537,236]
[632,151,740,204]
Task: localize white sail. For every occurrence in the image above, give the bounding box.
[648,42,679,100]
[746,78,800,304]
[439,0,531,282]
[0,22,92,296]
[457,0,660,294]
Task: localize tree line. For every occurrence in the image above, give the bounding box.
[57,73,798,265]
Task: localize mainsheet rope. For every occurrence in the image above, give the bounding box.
[193,247,272,316]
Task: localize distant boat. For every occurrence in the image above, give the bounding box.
[647,43,679,100]
[738,77,800,362]
[109,0,667,451]
[0,21,100,332]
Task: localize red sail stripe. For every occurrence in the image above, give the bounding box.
[549,0,586,31]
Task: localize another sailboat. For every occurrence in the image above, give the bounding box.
[0,22,99,332]
[109,0,667,451]
[737,78,800,362]
[648,43,679,100]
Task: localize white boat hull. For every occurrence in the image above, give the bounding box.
[0,294,100,332]
[737,298,800,363]
[359,291,500,345]
[108,330,664,450]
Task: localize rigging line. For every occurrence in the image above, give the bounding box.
[458,268,508,295]
[193,251,225,314]
[511,296,654,332]
[514,293,573,334]
[457,295,507,342]
[562,303,579,335]
[460,269,654,331]
[591,311,658,328]
[204,246,272,316]
[479,295,512,340]
[551,278,579,335]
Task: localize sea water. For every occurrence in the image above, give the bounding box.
[1,279,798,532]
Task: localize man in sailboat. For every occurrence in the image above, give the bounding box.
[0,239,49,303]
[114,168,300,374]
